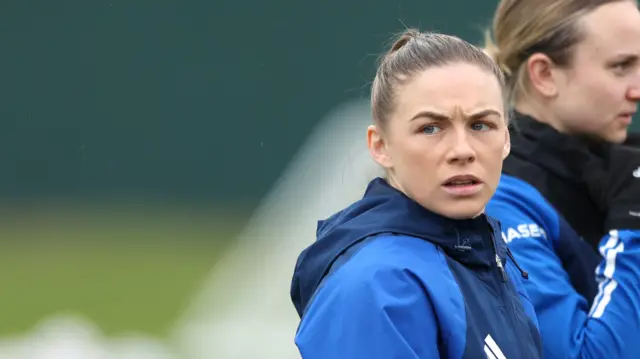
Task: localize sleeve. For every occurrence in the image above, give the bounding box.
[294,256,440,359]
[487,175,640,359]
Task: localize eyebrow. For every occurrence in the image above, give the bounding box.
[609,53,639,64]
[409,109,502,122]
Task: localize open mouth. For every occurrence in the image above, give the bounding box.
[443,178,481,187]
[442,176,483,196]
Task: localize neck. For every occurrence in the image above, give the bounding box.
[514,101,572,135]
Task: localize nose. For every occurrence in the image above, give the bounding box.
[628,85,640,102]
[446,129,476,165]
[628,71,640,101]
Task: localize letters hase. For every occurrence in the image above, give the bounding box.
[501,223,547,243]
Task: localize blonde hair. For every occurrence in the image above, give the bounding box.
[372,29,507,128]
[484,0,628,105]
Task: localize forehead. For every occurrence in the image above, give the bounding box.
[579,2,640,58]
[392,62,504,118]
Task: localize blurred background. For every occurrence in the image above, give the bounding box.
[2,1,637,358]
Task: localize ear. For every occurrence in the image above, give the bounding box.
[526,53,559,98]
[367,124,393,168]
[502,127,511,160]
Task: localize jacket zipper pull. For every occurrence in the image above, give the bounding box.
[495,254,507,282]
[506,246,529,280]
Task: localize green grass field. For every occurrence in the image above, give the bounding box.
[0,203,247,338]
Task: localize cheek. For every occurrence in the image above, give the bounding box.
[391,139,441,190]
[396,143,438,177]
[477,138,506,184]
[393,135,435,163]
[588,83,623,112]
[569,78,623,125]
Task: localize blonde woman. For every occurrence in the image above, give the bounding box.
[291,30,542,359]
[484,0,640,357]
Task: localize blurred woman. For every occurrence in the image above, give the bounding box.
[483,0,640,357]
[290,30,542,359]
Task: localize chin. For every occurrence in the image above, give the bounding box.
[436,203,485,220]
[602,129,629,144]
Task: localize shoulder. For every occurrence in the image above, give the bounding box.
[296,235,461,359]
[303,233,465,344]
[487,174,561,242]
[491,174,557,217]
[318,234,456,302]
[333,234,445,285]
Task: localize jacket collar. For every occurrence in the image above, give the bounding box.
[290,177,508,317]
[508,111,606,182]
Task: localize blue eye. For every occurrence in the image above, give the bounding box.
[423,124,442,134]
[471,123,490,131]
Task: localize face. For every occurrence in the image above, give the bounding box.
[551,1,640,143]
[367,63,509,219]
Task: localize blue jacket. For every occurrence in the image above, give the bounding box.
[290,178,542,359]
[486,174,640,359]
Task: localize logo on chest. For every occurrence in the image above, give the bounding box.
[484,334,506,359]
[501,223,547,243]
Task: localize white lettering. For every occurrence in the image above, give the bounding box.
[517,224,530,237]
[529,224,541,237]
[502,223,547,243]
[507,228,521,242]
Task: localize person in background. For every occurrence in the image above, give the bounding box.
[483,0,640,357]
[289,29,542,359]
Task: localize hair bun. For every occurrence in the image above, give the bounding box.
[388,28,420,55]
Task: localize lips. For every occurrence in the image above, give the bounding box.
[621,111,636,118]
[442,175,484,197]
[619,113,634,125]
[443,175,482,186]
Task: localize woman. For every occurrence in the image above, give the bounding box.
[483,0,640,357]
[289,30,542,358]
